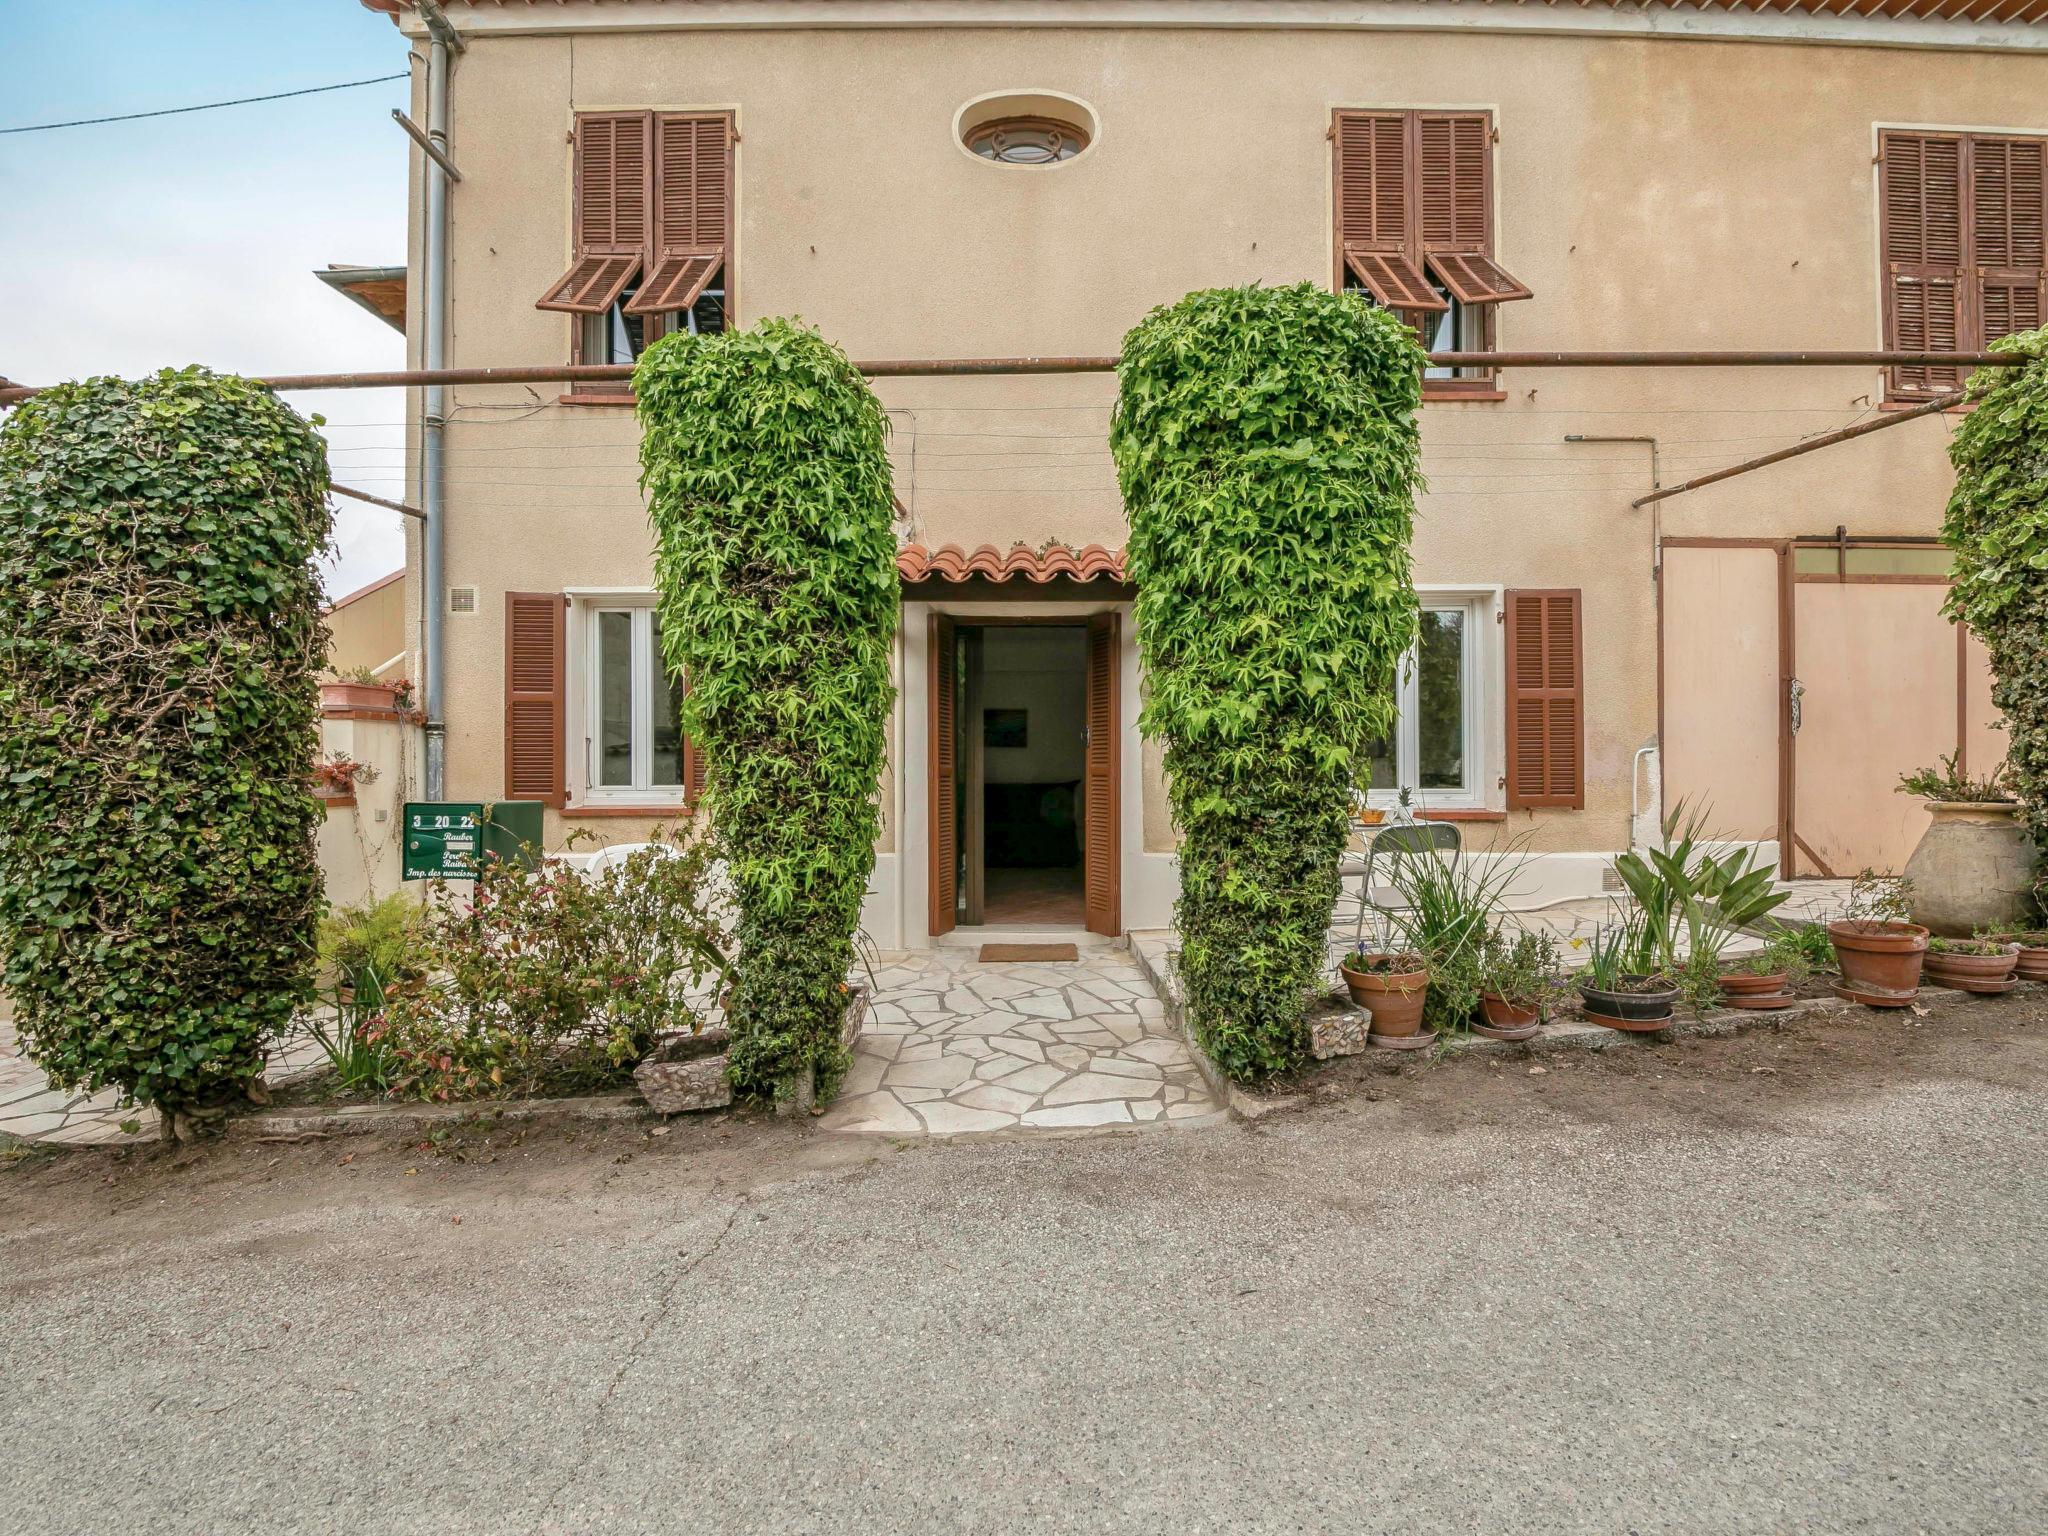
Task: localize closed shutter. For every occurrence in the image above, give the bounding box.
[1504,590,1583,811]
[1972,136,2046,346]
[927,613,958,937]
[504,592,567,806]
[1880,132,1967,396]
[537,113,652,313]
[1083,612,1122,938]
[1335,111,1444,313]
[627,113,733,317]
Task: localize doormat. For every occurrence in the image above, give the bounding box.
[978,943,1079,963]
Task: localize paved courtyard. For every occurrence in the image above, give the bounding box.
[822,943,1222,1136]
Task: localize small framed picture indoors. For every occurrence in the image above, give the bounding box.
[984,708,1028,749]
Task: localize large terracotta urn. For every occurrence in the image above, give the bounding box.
[1903,801,2039,938]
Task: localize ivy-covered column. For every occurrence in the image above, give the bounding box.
[0,368,332,1136]
[637,320,898,1104]
[1943,328,2048,912]
[1111,287,1423,1081]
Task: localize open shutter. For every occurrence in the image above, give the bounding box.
[627,114,732,316]
[1971,136,2046,347]
[1418,112,1531,306]
[927,613,958,937]
[1504,590,1583,811]
[505,592,566,807]
[1083,612,1122,938]
[1880,132,1967,397]
[537,113,651,313]
[1335,111,1444,313]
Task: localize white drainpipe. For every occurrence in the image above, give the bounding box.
[416,4,459,797]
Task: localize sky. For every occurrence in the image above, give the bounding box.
[1,0,414,598]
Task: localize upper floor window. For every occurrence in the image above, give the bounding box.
[968,116,1088,164]
[537,111,733,394]
[1332,110,1531,397]
[1879,130,2045,401]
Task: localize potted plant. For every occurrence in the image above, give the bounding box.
[1827,870,1929,1007]
[1339,949,1431,1047]
[1984,928,2048,982]
[1896,756,2037,937]
[1922,936,2021,993]
[1577,912,1680,1030]
[1372,832,1530,1040]
[1715,931,1812,1010]
[320,665,404,714]
[1475,927,1568,1041]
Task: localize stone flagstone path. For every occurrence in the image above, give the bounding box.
[821,945,1222,1137]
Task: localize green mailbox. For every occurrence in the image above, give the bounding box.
[402,801,545,881]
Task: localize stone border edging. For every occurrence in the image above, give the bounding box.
[223,1090,654,1141]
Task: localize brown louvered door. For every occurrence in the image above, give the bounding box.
[1083,613,1122,937]
[1880,132,1967,397]
[504,592,567,807]
[1971,135,2047,350]
[1504,590,1584,811]
[538,113,652,313]
[927,613,959,937]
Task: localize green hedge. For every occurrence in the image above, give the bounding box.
[637,320,897,1100]
[1943,327,2048,908]
[0,368,332,1129]
[1111,286,1423,1080]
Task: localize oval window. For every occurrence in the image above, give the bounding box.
[967,115,1089,165]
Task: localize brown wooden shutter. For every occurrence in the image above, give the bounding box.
[1418,112,1531,306]
[1335,111,1443,313]
[537,113,652,313]
[627,113,733,317]
[927,613,958,937]
[1971,136,2046,347]
[1880,131,1966,396]
[504,592,567,807]
[1083,612,1122,938]
[1504,590,1583,811]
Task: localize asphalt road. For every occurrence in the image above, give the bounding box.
[3,1010,2045,1535]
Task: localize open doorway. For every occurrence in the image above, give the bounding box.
[929,613,1120,936]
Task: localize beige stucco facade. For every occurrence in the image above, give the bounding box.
[324,569,408,680]
[379,0,2045,940]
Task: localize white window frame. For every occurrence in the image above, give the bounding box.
[565,589,685,808]
[1363,590,1497,812]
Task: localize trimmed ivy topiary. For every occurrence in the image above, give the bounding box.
[1111,285,1423,1081]
[637,319,898,1100]
[1943,326,2048,910]
[0,368,332,1130]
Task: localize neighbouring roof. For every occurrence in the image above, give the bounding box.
[360,0,2048,30]
[323,568,406,614]
[897,542,1128,584]
[317,265,407,333]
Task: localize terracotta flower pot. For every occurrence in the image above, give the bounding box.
[1902,800,2038,938]
[320,680,402,713]
[1475,992,1542,1041]
[1923,944,2020,994]
[1717,969,1794,1011]
[1578,977,1679,1030]
[2016,943,2048,983]
[1827,919,1929,1007]
[1340,955,1429,1040]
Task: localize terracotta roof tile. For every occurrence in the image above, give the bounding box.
[897,542,1128,585]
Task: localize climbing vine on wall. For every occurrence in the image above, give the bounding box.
[0,368,332,1132]
[1943,326,2048,910]
[638,319,898,1100]
[1111,285,1424,1081]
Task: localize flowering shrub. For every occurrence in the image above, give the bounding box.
[374,832,729,1102]
[313,753,374,796]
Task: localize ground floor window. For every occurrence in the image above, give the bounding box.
[584,602,683,799]
[1363,598,1485,807]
